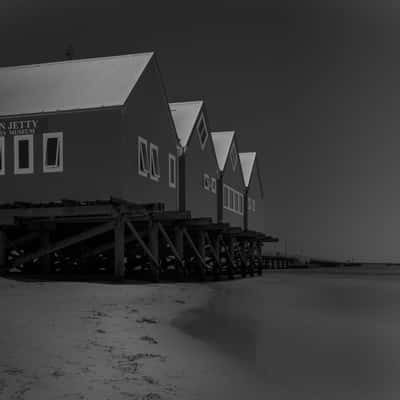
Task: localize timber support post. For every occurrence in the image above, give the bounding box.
[174,224,186,280]
[196,230,206,280]
[114,215,125,280]
[0,230,7,274]
[148,220,160,282]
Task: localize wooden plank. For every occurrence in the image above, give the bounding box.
[12,221,114,268]
[0,204,116,219]
[25,216,116,224]
[189,223,229,231]
[183,228,208,271]
[114,216,125,279]
[158,223,184,267]
[0,230,7,272]
[184,218,213,227]
[125,220,159,266]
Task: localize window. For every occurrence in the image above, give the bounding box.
[223,185,229,208]
[203,173,210,190]
[234,192,239,212]
[197,114,208,150]
[14,134,33,174]
[149,143,160,181]
[253,199,256,212]
[0,136,4,175]
[229,188,234,210]
[230,142,238,171]
[248,197,252,211]
[138,136,149,177]
[211,177,217,194]
[43,132,63,173]
[169,154,176,188]
[239,193,243,215]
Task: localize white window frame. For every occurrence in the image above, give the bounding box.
[203,173,210,190]
[138,136,149,177]
[234,191,239,212]
[211,177,217,194]
[43,132,63,173]
[0,136,4,175]
[149,142,160,182]
[229,187,234,211]
[168,153,176,188]
[14,134,34,175]
[230,143,238,171]
[197,114,209,150]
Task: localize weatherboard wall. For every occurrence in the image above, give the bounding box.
[183,107,219,221]
[120,56,178,210]
[220,138,245,229]
[246,162,265,234]
[0,108,123,203]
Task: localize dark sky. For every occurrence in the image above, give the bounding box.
[2,0,400,262]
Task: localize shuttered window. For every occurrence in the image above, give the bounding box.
[138,136,149,177]
[197,114,208,150]
[43,132,63,173]
[149,143,160,181]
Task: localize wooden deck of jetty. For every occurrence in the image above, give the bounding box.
[0,199,282,282]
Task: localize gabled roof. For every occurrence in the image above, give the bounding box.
[0,52,154,117]
[239,152,256,187]
[169,101,203,147]
[211,131,235,171]
[239,152,264,197]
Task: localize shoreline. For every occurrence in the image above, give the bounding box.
[0,276,268,400]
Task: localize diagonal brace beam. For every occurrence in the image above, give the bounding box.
[182,228,208,270]
[125,220,159,267]
[12,221,114,267]
[158,223,184,268]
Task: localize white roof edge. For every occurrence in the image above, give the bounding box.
[0,52,154,71]
[169,100,203,107]
[239,152,257,187]
[211,131,235,171]
[169,101,205,147]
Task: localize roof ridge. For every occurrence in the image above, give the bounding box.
[169,100,203,107]
[0,52,154,71]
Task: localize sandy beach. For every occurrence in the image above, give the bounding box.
[2,268,400,399]
[0,276,264,400]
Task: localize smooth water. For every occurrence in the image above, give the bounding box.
[178,268,400,399]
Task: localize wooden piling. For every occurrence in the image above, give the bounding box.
[148,221,160,282]
[114,216,125,280]
[196,230,206,280]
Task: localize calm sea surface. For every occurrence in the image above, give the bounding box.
[176,266,400,399]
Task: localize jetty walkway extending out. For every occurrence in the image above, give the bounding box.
[0,198,290,282]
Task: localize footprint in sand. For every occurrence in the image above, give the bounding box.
[136,317,157,324]
[140,336,158,344]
